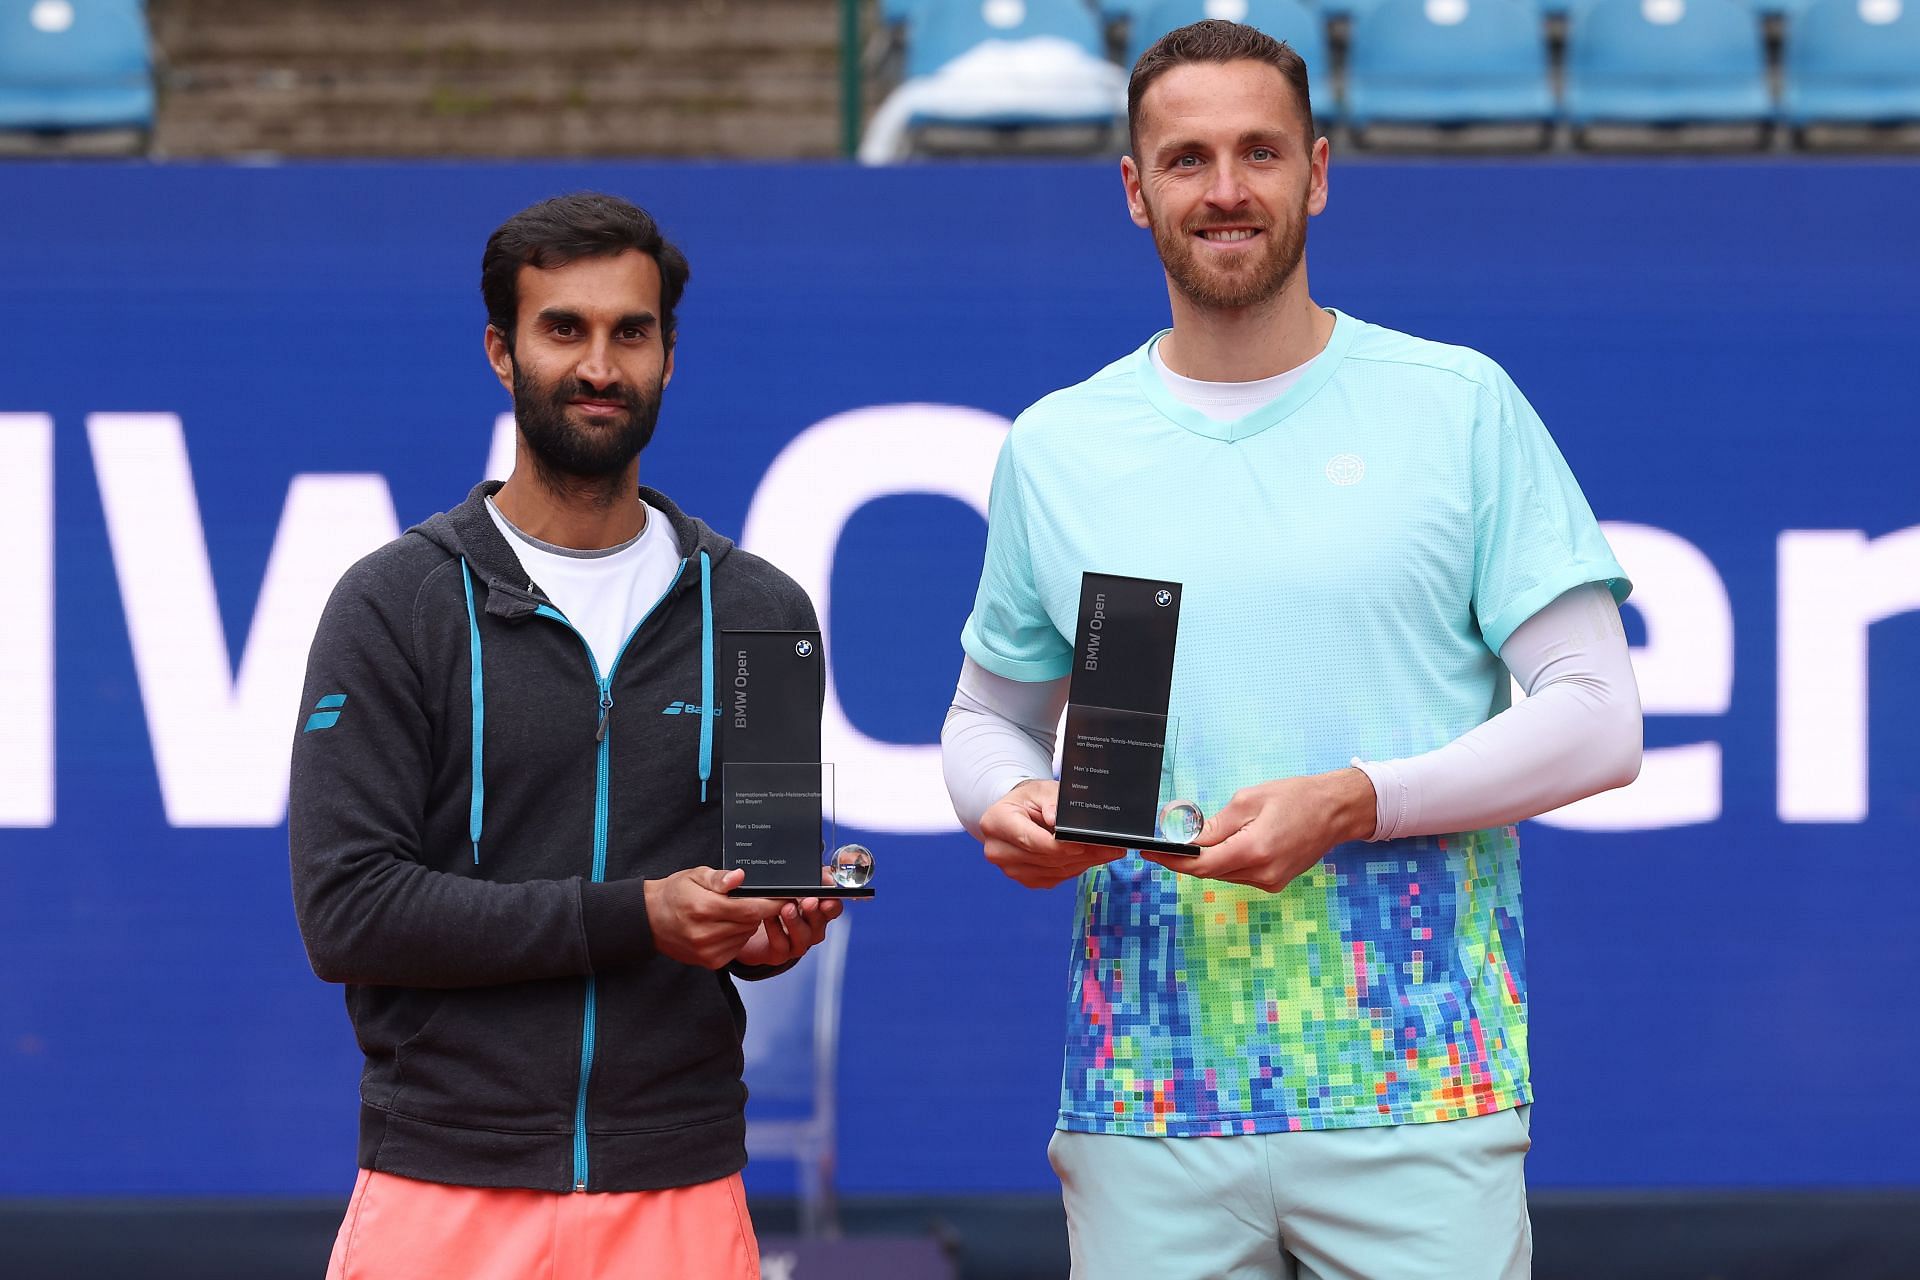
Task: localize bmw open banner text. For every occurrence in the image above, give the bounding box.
[0,161,1915,1195]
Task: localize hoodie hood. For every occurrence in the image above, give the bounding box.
[415,480,737,619]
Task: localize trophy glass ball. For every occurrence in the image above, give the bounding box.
[1157,799,1205,844]
[828,843,874,889]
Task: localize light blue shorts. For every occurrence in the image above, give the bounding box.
[1048,1107,1532,1280]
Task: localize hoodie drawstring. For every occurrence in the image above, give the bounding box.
[698,550,714,802]
[460,558,485,864]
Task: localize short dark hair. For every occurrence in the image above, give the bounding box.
[1127,20,1315,154]
[481,192,691,352]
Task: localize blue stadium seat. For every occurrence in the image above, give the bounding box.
[0,0,153,132]
[1344,0,1554,127]
[1563,0,1817,12]
[906,0,1108,78]
[1564,0,1772,124]
[1782,0,1920,125]
[1125,0,1331,96]
[868,0,1123,157]
[883,0,931,27]
[1317,0,1393,20]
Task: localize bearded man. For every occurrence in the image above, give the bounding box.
[942,23,1643,1280]
[291,193,838,1280]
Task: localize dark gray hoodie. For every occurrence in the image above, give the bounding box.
[289,480,818,1194]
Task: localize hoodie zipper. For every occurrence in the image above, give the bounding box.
[530,557,689,1193]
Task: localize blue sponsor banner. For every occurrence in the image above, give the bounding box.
[0,160,1915,1197]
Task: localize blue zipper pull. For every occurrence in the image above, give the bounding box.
[595,685,613,742]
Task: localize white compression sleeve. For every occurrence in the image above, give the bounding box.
[1355,582,1642,841]
[940,659,1069,838]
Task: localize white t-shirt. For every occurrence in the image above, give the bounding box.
[485,497,683,678]
[1149,338,1314,421]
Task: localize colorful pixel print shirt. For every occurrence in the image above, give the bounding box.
[961,312,1629,1137]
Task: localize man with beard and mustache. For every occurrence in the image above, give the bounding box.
[942,22,1641,1280]
[290,193,837,1280]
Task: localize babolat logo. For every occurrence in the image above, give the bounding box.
[303,694,347,732]
[661,701,720,716]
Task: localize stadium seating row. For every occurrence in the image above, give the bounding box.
[886,0,1920,137]
[897,0,1877,18]
[6,0,1915,154]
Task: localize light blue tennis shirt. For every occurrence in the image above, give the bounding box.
[962,310,1628,1136]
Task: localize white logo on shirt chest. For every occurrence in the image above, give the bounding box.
[1325,454,1366,486]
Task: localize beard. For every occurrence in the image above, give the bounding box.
[511,359,663,486]
[1150,191,1309,311]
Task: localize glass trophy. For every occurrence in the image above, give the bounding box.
[1050,573,1204,857]
[721,761,873,898]
[718,629,875,898]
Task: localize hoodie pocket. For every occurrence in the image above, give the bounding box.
[389,979,586,1133]
[587,967,748,1133]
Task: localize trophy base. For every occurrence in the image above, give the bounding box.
[1053,825,1200,858]
[728,884,876,899]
